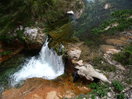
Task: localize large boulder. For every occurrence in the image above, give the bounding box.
[24,27,46,50]
[67,47,82,60]
[75,63,111,83]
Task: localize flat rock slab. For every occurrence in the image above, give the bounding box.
[100,45,116,53]
[106,39,127,46]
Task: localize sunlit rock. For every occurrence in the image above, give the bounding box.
[106,49,120,54]
[128,15,132,19]
[23,27,46,49]
[100,45,117,53]
[103,53,125,70]
[24,27,38,39]
[67,10,74,15]
[67,47,81,60]
[106,39,127,46]
[104,23,119,31]
[75,63,111,83]
[63,90,75,99]
[104,3,111,9]
[72,60,84,66]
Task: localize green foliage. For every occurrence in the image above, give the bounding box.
[48,22,74,49]
[0,29,25,43]
[112,10,132,18]
[92,57,116,72]
[112,81,124,92]
[117,93,125,99]
[89,82,110,98]
[91,95,96,99]
[75,0,132,37]
[0,0,70,42]
[0,51,12,56]
[85,40,96,46]
[92,9,132,35]
[113,45,132,66]
[0,54,26,89]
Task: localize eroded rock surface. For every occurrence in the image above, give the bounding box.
[24,27,46,49]
[67,46,82,60]
[75,63,110,83]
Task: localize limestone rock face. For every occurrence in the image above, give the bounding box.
[100,45,116,53]
[72,60,84,66]
[24,27,38,39]
[67,47,81,60]
[24,27,46,49]
[103,50,125,70]
[75,64,110,83]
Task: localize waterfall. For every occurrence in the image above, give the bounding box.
[10,38,64,86]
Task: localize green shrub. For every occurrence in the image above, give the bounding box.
[89,83,110,98]
[85,40,95,46]
[91,9,132,35]
[0,0,77,42]
[113,45,132,66]
[92,57,116,72]
[117,93,125,99]
[112,81,124,92]
[112,10,132,18]
[0,51,12,56]
[91,95,96,99]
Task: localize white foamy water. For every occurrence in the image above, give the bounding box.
[11,39,64,86]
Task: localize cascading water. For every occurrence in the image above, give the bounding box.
[10,38,64,86]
